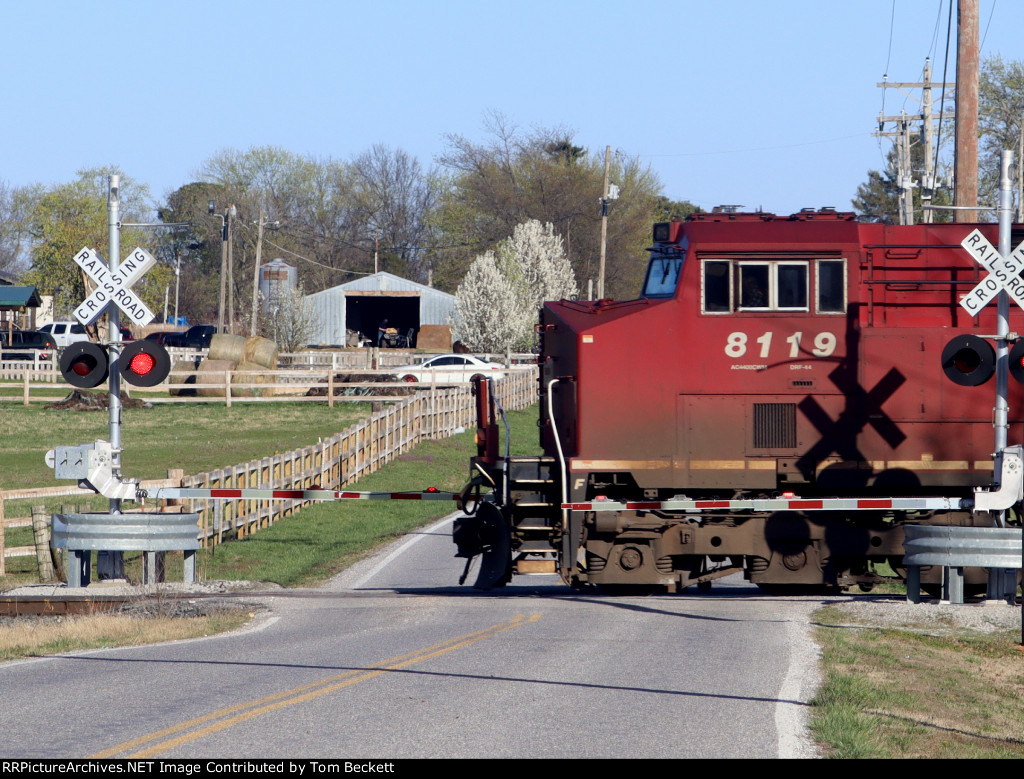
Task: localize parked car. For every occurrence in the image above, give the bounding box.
[0,330,58,361]
[393,354,506,384]
[38,320,89,348]
[144,331,177,345]
[162,325,216,349]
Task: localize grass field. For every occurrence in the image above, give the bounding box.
[0,394,369,491]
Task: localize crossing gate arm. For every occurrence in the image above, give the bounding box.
[562,496,969,513]
[565,448,1024,516]
[143,486,460,503]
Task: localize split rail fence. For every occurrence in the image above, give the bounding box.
[1,369,537,574]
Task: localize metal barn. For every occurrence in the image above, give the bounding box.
[305,272,456,348]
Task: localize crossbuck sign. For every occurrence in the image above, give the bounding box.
[959,229,1024,315]
[72,246,157,327]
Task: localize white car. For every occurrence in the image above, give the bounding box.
[39,321,90,348]
[394,354,506,384]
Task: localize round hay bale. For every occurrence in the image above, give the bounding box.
[208,334,247,363]
[243,336,279,369]
[168,359,199,396]
[231,361,276,397]
[196,359,237,397]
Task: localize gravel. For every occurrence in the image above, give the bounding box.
[824,595,1022,634]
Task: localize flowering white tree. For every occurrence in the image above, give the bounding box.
[450,251,532,353]
[452,220,577,352]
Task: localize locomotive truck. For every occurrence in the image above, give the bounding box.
[454,208,1024,592]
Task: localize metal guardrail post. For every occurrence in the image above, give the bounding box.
[903,525,1022,604]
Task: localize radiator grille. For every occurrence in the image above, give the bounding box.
[753,403,796,449]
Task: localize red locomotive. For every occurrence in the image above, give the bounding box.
[456,208,1024,592]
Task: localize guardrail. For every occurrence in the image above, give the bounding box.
[903,525,1022,604]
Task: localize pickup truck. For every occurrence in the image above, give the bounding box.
[162,325,216,349]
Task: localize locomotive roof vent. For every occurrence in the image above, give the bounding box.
[789,207,856,222]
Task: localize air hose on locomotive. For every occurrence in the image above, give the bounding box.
[453,377,513,589]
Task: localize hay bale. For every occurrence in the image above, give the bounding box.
[208,334,247,363]
[168,360,199,396]
[417,325,452,351]
[232,361,276,397]
[243,336,278,369]
[196,359,237,397]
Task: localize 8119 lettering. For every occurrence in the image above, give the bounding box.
[725,330,837,359]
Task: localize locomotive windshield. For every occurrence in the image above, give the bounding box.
[642,254,684,297]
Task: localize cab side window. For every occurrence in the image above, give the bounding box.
[701,257,845,314]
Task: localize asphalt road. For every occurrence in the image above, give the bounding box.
[1,516,822,759]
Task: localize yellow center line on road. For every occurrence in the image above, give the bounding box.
[89,613,541,759]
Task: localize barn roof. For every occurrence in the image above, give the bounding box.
[306,272,454,300]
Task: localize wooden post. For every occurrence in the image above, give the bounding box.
[225,369,232,408]
[31,504,55,583]
[23,370,30,405]
[328,370,334,408]
[0,489,6,577]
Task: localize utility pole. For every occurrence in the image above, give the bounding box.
[876,59,955,224]
[954,0,980,223]
[226,205,236,333]
[598,146,610,300]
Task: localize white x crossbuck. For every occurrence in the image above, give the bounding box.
[959,229,1024,315]
[72,246,157,327]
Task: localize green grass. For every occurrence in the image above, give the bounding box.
[195,406,540,586]
[2,403,541,590]
[810,614,1024,758]
[0,395,369,490]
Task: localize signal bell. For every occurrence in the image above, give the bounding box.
[59,340,171,389]
[940,334,995,387]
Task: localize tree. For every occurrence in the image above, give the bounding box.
[0,180,38,277]
[350,145,437,282]
[433,113,663,299]
[264,283,317,352]
[452,219,577,352]
[155,181,227,324]
[852,144,952,224]
[22,167,169,321]
[978,55,1024,210]
[182,145,438,334]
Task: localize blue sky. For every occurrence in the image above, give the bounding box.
[2,0,1020,216]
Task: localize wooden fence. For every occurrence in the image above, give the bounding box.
[0,350,537,406]
[1,369,537,571]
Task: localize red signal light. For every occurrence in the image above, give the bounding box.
[128,351,156,376]
[1009,339,1024,385]
[120,341,170,387]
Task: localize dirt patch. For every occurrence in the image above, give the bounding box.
[45,389,151,411]
[306,373,415,397]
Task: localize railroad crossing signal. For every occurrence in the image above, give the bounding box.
[60,338,170,388]
[958,229,1024,315]
[72,246,157,326]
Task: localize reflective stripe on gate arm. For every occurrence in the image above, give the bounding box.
[563,496,966,512]
[150,487,459,503]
